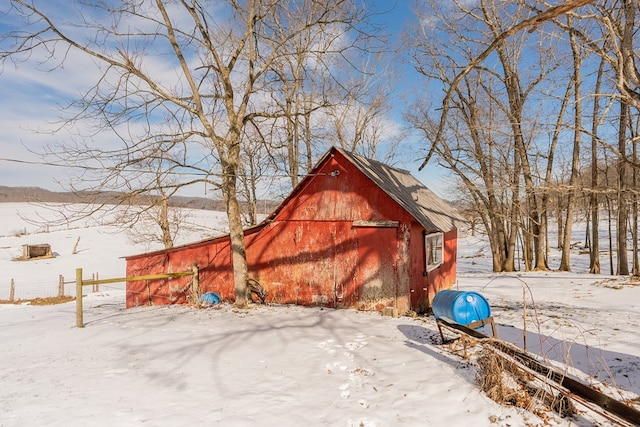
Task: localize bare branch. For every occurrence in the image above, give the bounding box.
[418,0,596,170]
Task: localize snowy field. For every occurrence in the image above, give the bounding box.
[0,203,639,426]
[0,203,228,299]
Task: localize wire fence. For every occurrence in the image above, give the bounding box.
[2,266,200,330]
[1,272,124,301]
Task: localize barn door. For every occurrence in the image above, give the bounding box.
[351,226,398,311]
[331,223,359,308]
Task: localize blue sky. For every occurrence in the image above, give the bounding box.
[0,1,453,199]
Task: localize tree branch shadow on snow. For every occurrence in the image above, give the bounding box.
[397,321,640,400]
[85,304,363,396]
[494,322,640,398]
[81,303,173,327]
[398,321,640,425]
[396,323,475,373]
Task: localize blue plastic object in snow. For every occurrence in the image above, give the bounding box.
[200,292,221,305]
[432,290,491,326]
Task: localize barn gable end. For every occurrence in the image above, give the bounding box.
[126,147,465,313]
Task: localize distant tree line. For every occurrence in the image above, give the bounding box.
[0,185,278,213]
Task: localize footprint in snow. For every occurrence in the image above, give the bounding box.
[345,341,366,351]
[340,383,350,398]
[317,339,338,355]
[345,332,368,350]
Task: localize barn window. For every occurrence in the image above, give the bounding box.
[425,232,443,271]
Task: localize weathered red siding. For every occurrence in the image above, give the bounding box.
[126,149,459,313]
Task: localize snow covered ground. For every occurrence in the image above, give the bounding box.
[0,203,639,426]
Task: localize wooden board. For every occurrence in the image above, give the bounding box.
[436,318,640,426]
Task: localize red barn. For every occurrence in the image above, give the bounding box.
[125,147,465,314]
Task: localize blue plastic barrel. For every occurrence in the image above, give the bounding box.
[200,292,221,305]
[432,290,491,326]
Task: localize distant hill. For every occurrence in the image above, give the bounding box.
[0,186,279,213]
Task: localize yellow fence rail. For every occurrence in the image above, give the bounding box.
[75,265,198,328]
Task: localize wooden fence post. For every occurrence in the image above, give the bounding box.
[58,274,64,297]
[76,268,83,328]
[71,267,196,327]
[9,279,15,302]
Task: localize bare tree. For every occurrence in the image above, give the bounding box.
[238,128,270,226]
[1,0,378,306]
[588,56,607,274]
[559,18,584,272]
[617,100,630,275]
[530,0,640,275]
[264,1,333,189]
[416,0,596,174]
[262,2,394,189]
[323,56,401,162]
[540,72,573,267]
[408,0,640,276]
[632,112,640,276]
[407,51,520,271]
[407,0,566,272]
[483,0,558,271]
[124,193,186,250]
[594,0,640,111]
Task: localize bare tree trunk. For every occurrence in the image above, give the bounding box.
[521,216,532,271]
[607,195,615,275]
[589,58,605,274]
[617,100,630,276]
[485,5,546,271]
[159,195,173,249]
[222,147,248,308]
[560,23,583,272]
[302,110,314,173]
[288,131,300,188]
[630,112,640,275]
[631,141,640,276]
[504,144,521,272]
[505,197,519,272]
[633,132,639,276]
[557,194,564,250]
[545,213,550,263]
[585,212,591,249]
[542,74,572,268]
[283,91,300,189]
